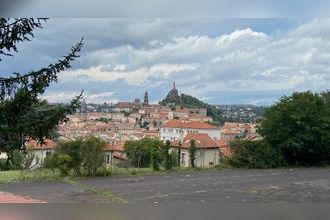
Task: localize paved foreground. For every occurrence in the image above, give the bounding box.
[0,168,329,203]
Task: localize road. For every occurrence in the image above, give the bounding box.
[0,168,329,203]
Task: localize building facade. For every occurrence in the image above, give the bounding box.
[160,119,221,142]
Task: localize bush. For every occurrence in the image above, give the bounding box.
[228,140,286,169]
[22,151,37,170]
[124,138,163,168]
[96,165,112,177]
[161,141,172,170]
[0,159,7,171]
[9,150,24,170]
[44,152,72,176]
[259,91,330,165]
[57,138,84,175]
[81,136,106,176]
[44,136,106,176]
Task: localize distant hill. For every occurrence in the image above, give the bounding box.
[159,83,223,124]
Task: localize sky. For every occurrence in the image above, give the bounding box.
[1,18,330,106]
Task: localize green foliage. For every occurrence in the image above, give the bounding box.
[0,18,47,60]
[0,150,36,171]
[56,138,84,175]
[124,138,163,169]
[81,136,106,176]
[22,151,36,170]
[9,150,24,170]
[189,140,197,168]
[161,140,172,170]
[228,140,286,168]
[96,165,112,177]
[44,152,72,176]
[177,148,181,167]
[259,91,330,165]
[170,149,179,167]
[0,19,83,169]
[44,136,106,176]
[150,146,161,170]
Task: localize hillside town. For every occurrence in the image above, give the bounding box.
[25,83,260,168]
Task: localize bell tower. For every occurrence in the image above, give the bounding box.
[143,91,149,106]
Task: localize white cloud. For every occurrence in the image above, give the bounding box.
[42,91,119,104]
[41,18,330,104]
[60,63,196,85]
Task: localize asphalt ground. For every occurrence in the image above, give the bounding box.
[0,168,329,203]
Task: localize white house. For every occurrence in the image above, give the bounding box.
[104,141,127,165]
[26,139,57,168]
[171,133,220,167]
[160,119,221,142]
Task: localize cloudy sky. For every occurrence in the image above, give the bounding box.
[1,18,330,105]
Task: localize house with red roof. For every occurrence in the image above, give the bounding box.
[104,141,127,165]
[171,133,220,167]
[160,119,221,142]
[26,139,57,168]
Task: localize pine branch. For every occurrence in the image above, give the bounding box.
[0,18,48,59]
[0,38,84,100]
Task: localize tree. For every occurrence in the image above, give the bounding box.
[228,140,286,168]
[177,142,182,166]
[161,140,172,170]
[81,136,106,176]
[56,138,84,175]
[189,139,197,168]
[124,138,163,168]
[0,19,83,169]
[259,91,330,165]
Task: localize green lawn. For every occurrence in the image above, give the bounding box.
[0,169,62,184]
[0,170,20,184]
[0,165,226,184]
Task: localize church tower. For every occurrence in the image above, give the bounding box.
[143,91,149,106]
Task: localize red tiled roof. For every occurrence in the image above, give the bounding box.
[106,141,125,152]
[162,119,217,129]
[173,133,218,149]
[26,139,56,150]
[215,138,234,157]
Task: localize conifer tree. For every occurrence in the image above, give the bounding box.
[0,18,83,169]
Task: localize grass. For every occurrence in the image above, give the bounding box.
[64,178,126,204]
[0,169,62,184]
[0,165,227,184]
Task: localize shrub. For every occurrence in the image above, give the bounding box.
[80,136,106,176]
[161,140,172,170]
[259,91,330,165]
[44,136,106,176]
[170,150,179,167]
[228,140,286,169]
[22,151,36,170]
[189,140,196,168]
[150,146,161,171]
[124,138,163,168]
[56,138,84,175]
[0,159,7,171]
[44,152,72,176]
[96,165,112,177]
